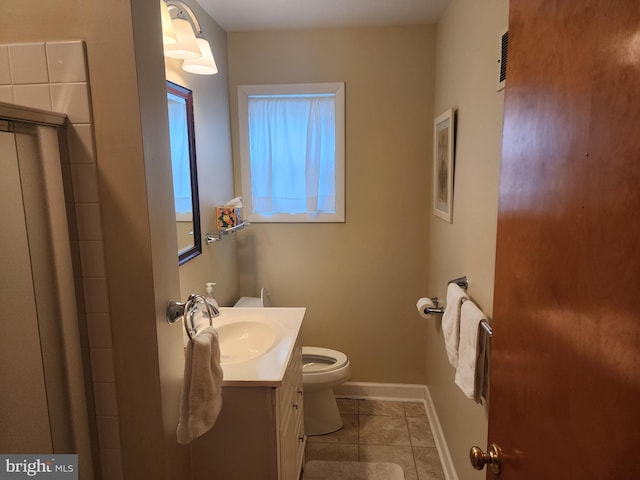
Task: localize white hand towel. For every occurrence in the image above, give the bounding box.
[177,326,224,444]
[442,283,469,368]
[454,301,489,403]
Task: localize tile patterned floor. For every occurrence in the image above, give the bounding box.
[304,399,445,480]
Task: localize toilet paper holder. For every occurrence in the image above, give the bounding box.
[424,297,446,315]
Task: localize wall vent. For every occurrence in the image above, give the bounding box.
[497,28,508,91]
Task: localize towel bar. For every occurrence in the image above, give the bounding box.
[422,301,493,338]
[448,275,468,290]
[479,320,493,337]
[422,276,492,337]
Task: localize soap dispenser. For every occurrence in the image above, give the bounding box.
[205,282,219,311]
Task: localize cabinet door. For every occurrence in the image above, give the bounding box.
[191,386,279,480]
[277,340,304,480]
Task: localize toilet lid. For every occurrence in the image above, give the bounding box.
[302,346,348,373]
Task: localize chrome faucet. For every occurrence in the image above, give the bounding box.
[189,293,220,319]
[166,293,219,339]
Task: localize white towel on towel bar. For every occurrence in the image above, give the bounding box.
[442,283,469,368]
[455,300,490,403]
[177,325,224,444]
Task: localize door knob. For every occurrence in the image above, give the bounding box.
[470,443,502,474]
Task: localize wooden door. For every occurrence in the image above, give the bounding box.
[487,1,640,478]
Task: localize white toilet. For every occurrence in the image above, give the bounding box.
[301,346,350,435]
[233,289,351,436]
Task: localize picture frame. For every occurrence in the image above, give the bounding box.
[433,108,456,223]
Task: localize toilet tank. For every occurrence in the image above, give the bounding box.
[234,288,271,307]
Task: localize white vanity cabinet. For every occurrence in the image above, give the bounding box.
[276,337,305,480]
[190,334,305,480]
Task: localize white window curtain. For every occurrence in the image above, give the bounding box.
[247,94,336,215]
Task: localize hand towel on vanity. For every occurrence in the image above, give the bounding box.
[454,300,489,403]
[177,325,224,444]
[442,283,469,368]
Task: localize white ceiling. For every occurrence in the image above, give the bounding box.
[196,0,451,32]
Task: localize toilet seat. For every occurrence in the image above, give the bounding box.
[302,347,348,373]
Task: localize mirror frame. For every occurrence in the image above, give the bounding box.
[167,80,202,265]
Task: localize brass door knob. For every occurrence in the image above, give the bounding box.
[470,443,502,474]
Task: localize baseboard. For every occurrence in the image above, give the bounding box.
[423,387,458,480]
[334,382,458,480]
[334,381,427,401]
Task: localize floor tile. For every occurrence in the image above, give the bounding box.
[359,445,418,480]
[305,442,358,462]
[407,416,436,447]
[358,399,405,416]
[307,414,358,444]
[359,415,411,446]
[304,398,446,480]
[337,398,358,415]
[413,447,445,480]
[404,401,427,417]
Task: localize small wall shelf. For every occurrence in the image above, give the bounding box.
[205,221,249,244]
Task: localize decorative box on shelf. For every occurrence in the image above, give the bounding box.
[206,206,248,244]
[216,206,242,230]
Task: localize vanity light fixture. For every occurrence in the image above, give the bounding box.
[164,16,201,59]
[160,0,177,45]
[183,37,218,75]
[161,0,218,75]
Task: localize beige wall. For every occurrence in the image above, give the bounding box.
[427,0,508,478]
[164,0,240,306]
[228,26,436,383]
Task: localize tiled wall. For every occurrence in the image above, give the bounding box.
[0,41,123,480]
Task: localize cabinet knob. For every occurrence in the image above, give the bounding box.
[293,390,303,409]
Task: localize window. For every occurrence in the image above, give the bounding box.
[238,83,345,222]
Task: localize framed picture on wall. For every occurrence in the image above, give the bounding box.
[433,108,456,223]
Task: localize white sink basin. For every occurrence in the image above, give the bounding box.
[217,320,282,364]
[212,307,305,385]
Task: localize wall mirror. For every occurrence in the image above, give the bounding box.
[167,81,201,265]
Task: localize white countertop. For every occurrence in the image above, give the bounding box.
[214,307,305,387]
